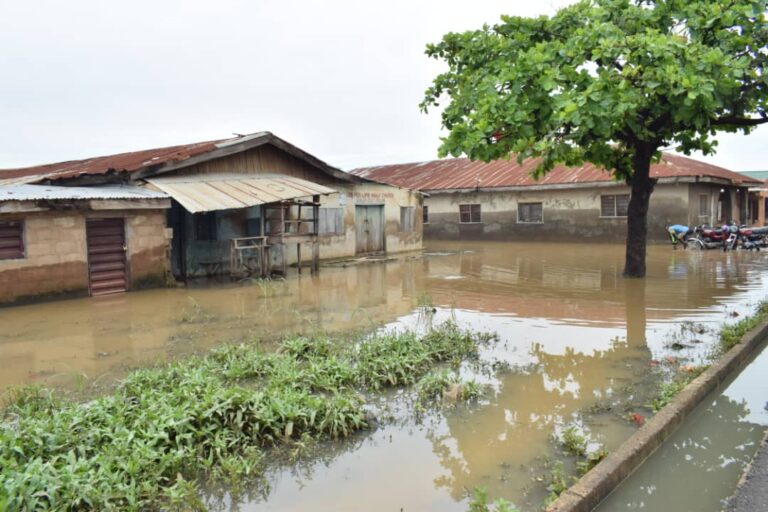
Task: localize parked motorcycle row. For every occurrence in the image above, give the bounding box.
[670,222,768,251]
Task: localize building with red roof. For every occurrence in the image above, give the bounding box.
[0,133,423,305]
[350,154,762,242]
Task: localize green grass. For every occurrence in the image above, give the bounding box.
[0,320,491,511]
[719,301,768,353]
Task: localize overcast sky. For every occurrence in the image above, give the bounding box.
[1,0,766,172]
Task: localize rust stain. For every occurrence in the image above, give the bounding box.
[351,154,759,191]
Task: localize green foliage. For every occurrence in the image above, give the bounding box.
[576,447,609,476]
[416,369,460,402]
[422,0,768,174]
[648,366,707,412]
[561,426,588,457]
[719,301,768,353]
[415,370,486,404]
[545,461,572,505]
[1,321,491,511]
[468,487,519,512]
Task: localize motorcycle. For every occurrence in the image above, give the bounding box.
[687,223,768,251]
[686,224,732,250]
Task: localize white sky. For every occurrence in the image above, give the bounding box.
[1,0,766,172]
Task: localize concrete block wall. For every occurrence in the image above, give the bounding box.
[0,209,170,305]
[0,212,89,304]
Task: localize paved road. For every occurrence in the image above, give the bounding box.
[726,429,768,512]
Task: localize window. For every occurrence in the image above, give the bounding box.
[0,221,24,260]
[422,205,429,224]
[600,194,630,217]
[194,212,217,241]
[517,202,543,223]
[400,206,415,233]
[319,207,344,235]
[699,194,710,217]
[459,204,482,223]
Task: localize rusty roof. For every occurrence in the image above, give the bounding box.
[350,153,760,191]
[0,132,360,186]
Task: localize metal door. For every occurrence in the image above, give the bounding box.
[355,205,384,254]
[86,218,128,296]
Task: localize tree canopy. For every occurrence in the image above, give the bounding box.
[421,0,768,276]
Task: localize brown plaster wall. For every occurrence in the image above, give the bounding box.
[423,184,692,242]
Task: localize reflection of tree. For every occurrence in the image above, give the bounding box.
[598,395,761,511]
[422,242,761,325]
[429,337,648,503]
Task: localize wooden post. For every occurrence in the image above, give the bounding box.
[312,240,319,273]
[297,243,302,275]
[312,195,320,273]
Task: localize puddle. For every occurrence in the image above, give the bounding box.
[2,241,768,510]
[595,340,768,512]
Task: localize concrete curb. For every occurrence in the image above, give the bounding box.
[545,317,768,512]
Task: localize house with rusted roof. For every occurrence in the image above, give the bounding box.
[0,132,422,305]
[351,154,761,242]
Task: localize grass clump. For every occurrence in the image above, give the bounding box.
[415,370,486,404]
[0,320,490,511]
[468,487,519,512]
[647,366,707,412]
[719,301,768,353]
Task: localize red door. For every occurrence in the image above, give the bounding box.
[86,218,128,296]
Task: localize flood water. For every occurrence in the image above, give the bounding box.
[2,241,768,511]
[595,339,768,512]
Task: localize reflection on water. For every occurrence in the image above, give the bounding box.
[596,341,768,512]
[2,241,768,511]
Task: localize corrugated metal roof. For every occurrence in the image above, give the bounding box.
[350,153,761,191]
[0,184,169,202]
[0,140,223,185]
[740,170,768,180]
[145,174,336,213]
[0,131,361,186]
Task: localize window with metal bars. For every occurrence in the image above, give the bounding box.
[517,202,543,223]
[600,194,630,217]
[459,204,481,223]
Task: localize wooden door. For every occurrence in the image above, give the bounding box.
[86,218,128,296]
[355,205,384,255]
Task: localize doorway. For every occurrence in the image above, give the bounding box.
[86,218,128,296]
[355,205,385,255]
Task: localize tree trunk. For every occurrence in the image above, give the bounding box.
[623,145,656,278]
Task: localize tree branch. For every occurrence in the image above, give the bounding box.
[711,115,768,127]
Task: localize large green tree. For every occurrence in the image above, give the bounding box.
[421,0,768,277]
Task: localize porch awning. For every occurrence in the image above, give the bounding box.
[144,174,336,213]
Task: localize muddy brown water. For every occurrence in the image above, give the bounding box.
[2,241,768,511]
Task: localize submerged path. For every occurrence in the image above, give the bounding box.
[726,431,768,512]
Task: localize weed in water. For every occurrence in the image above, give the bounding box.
[179,298,216,324]
[468,487,519,512]
[0,320,491,510]
[560,425,588,457]
[545,461,572,505]
[719,301,768,354]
